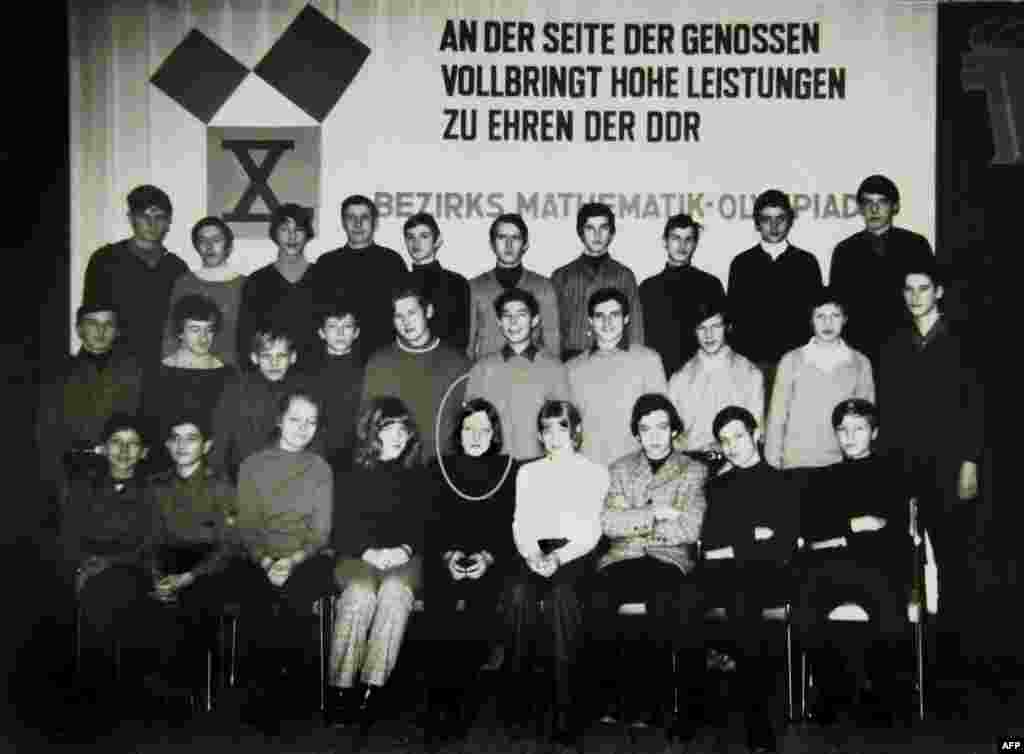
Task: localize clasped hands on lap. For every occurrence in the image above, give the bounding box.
[444,550,492,581]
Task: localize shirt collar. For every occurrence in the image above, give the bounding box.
[501,343,538,362]
[912,315,946,350]
[759,240,789,260]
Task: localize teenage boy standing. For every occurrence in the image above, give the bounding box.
[404,212,470,353]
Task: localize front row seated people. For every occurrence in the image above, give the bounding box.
[590,394,707,736]
[701,406,798,753]
[506,400,610,748]
[793,398,912,726]
[426,397,519,746]
[328,397,428,725]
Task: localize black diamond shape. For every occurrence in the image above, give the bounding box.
[151,29,249,123]
[253,5,370,122]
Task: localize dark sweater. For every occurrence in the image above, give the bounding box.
[237,263,319,365]
[311,244,408,361]
[147,463,239,579]
[60,471,158,573]
[829,227,934,365]
[877,319,984,468]
[640,264,725,376]
[305,350,365,462]
[332,460,430,559]
[702,460,797,564]
[36,348,144,493]
[82,239,189,368]
[407,261,471,353]
[429,455,518,577]
[727,243,823,364]
[141,364,235,442]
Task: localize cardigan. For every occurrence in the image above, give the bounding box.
[598,449,707,574]
[640,264,726,375]
[828,226,934,365]
[235,446,333,561]
[161,271,246,366]
[567,344,667,467]
[332,460,431,559]
[36,348,143,493]
[360,340,470,463]
[82,239,189,368]
[465,347,572,460]
[764,343,875,469]
[550,253,645,359]
[513,452,610,566]
[727,243,823,364]
[311,243,408,361]
[466,267,561,360]
[668,347,764,451]
[147,463,239,579]
[407,261,471,353]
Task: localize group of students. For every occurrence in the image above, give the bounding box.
[40,175,983,751]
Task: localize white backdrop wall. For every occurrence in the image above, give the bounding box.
[69,0,936,352]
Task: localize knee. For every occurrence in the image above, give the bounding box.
[340,580,379,609]
[377,577,413,606]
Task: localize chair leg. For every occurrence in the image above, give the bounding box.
[915,618,925,721]
[229,615,238,688]
[319,595,333,725]
[785,611,796,722]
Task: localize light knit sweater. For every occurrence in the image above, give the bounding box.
[668,346,764,450]
[513,452,610,566]
[764,342,875,469]
[567,344,667,467]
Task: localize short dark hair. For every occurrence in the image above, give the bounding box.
[341,194,378,224]
[171,294,222,336]
[272,391,324,445]
[452,397,504,456]
[587,287,630,318]
[576,202,616,239]
[662,213,703,242]
[903,259,947,289]
[630,393,684,438]
[810,286,844,316]
[537,399,583,452]
[76,302,119,327]
[753,189,794,224]
[317,300,360,328]
[249,327,295,357]
[693,296,729,329]
[403,212,440,240]
[493,287,540,319]
[190,216,234,255]
[831,398,879,431]
[102,412,149,444]
[354,396,422,469]
[390,284,433,313]
[166,412,212,441]
[489,213,529,246]
[712,405,758,441]
[269,203,315,242]
[856,174,900,205]
[127,184,172,215]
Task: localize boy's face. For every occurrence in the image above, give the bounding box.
[104,428,146,479]
[757,205,792,244]
[195,224,231,268]
[342,203,375,248]
[539,417,574,457]
[664,225,698,266]
[718,419,760,469]
[491,222,528,267]
[404,223,441,265]
[811,302,845,343]
[835,414,876,461]
[166,422,211,471]
[393,295,433,348]
[77,311,118,355]
[498,300,538,348]
[859,192,897,234]
[250,339,297,382]
[695,313,727,356]
[180,318,216,356]
[903,273,943,320]
[637,409,676,461]
[129,205,171,246]
[580,215,613,256]
[274,217,309,257]
[589,298,628,350]
[319,315,360,356]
